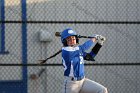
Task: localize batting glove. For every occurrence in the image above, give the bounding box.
[92,34,100,39]
[97,35,106,45]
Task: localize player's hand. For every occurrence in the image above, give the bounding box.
[91,38,96,42]
[91,34,100,42]
[92,34,100,40]
[97,35,106,45]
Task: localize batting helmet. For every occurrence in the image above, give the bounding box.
[61,28,79,46]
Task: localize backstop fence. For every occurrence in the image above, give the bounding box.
[0,0,140,93]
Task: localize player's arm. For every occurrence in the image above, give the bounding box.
[83,43,102,61]
[79,39,96,51]
[83,35,106,61]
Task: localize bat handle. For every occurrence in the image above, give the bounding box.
[78,35,95,38]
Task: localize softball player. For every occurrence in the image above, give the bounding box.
[61,28,108,93]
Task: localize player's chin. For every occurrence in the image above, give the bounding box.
[70,44,77,47]
[68,42,77,46]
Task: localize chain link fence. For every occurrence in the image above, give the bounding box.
[0,0,140,93]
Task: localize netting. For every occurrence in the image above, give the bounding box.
[0,0,140,93]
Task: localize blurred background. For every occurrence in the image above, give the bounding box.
[0,0,140,93]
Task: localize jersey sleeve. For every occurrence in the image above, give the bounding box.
[79,40,95,51]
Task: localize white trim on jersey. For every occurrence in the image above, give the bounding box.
[62,57,67,71]
[69,61,74,77]
[62,46,79,51]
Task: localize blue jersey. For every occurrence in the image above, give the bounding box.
[62,40,95,77]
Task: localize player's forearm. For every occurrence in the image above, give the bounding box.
[83,42,102,61]
[91,43,102,55]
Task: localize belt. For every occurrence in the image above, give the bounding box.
[65,76,85,81]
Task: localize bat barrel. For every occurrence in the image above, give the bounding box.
[55,32,94,38]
